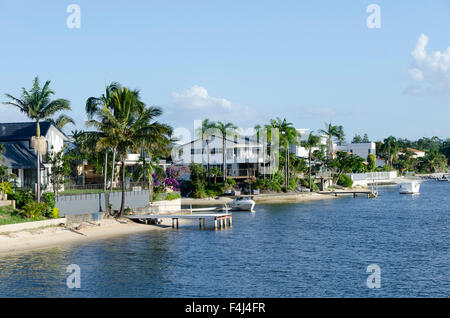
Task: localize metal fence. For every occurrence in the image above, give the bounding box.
[60,181,149,196]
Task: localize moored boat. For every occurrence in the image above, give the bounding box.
[228,196,256,212]
[399,182,421,194]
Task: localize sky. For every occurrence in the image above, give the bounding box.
[0,0,449,143]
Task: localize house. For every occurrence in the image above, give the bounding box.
[333,142,376,160]
[171,134,264,178]
[0,121,68,190]
[405,148,425,158]
[289,128,328,158]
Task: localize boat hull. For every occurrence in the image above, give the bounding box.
[399,182,420,194]
[229,202,255,212]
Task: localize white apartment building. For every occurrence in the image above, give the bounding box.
[289,128,328,158]
[171,134,264,177]
[333,142,376,160]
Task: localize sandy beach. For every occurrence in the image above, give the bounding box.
[0,218,184,256]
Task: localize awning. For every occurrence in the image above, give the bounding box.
[0,142,43,169]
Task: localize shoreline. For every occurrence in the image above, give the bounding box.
[181,191,338,206]
[0,218,184,256]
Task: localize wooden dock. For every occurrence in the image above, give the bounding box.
[126,212,232,230]
[319,190,378,198]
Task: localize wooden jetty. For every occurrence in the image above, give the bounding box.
[320,190,378,198]
[126,211,232,230]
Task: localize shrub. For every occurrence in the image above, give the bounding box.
[19,201,50,218]
[9,188,34,209]
[50,207,59,219]
[337,174,353,188]
[0,182,13,196]
[226,178,236,185]
[42,192,56,209]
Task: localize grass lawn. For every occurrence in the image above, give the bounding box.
[0,205,46,226]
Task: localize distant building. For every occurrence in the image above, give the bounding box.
[0,121,68,190]
[171,134,264,178]
[333,142,376,160]
[289,128,328,158]
[405,148,426,158]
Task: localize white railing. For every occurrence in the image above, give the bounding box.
[349,171,397,181]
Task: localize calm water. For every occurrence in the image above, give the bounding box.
[0,181,449,297]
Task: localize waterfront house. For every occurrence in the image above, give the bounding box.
[171,134,264,178]
[289,128,328,158]
[333,142,376,160]
[0,121,68,190]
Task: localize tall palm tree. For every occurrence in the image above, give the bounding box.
[266,118,298,186]
[3,76,72,202]
[254,124,262,177]
[380,136,398,170]
[198,119,216,183]
[86,83,121,212]
[214,121,238,185]
[301,132,321,191]
[319,122,345,160]
[89,85,170,215]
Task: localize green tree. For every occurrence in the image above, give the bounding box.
[3,76,72,202]
[87,84,171,216]
[319,122,345,160]
[214,121,238,186]
[301,132,321,191]
[380,136,399,170]
[367,153,376,172]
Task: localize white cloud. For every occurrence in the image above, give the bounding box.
[171,85,232,111]
[165,85,264,131]
[406,33,450,95]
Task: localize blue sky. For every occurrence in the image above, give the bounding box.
[0,0,449,142]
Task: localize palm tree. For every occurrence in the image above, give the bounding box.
[266,118,299,186]
[214,121,238,185]
[86,83,121,212]
[50,114,75,130]
[301,132,321,191]
[3,76,72,202]
[210,166,222,185]
[254,124,262,177]
[88,85,170,215]
[319,122,345,160]
[380,136,398,170]
[198,119,216,183]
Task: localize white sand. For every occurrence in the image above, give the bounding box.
[0,218,184,256]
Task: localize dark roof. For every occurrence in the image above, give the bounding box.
[0,142,42,169]
[0,121,67,142]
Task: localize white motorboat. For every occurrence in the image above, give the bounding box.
[229,196,256,212]
[436,175,448,182]
[399,182,421,194]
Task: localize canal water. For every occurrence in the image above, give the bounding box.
[0,181,449,297]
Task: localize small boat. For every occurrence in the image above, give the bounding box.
[436,175,448,182]
[399,182,421,194]
[229,196,256,212]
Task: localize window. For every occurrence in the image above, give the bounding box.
[191,148,195,155]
